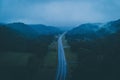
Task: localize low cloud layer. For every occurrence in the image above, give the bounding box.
[0,0,120,26]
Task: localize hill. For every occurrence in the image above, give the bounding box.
[65,19,120,80]
[0,22,61,54]
[29,24,61,35]
[66,23,101,41]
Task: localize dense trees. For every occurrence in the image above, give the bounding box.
[66,19,120,80]
[0,23,61,80]
[0,23,60,56]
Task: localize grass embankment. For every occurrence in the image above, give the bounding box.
[62,35,79,80]
[33,40,58,80]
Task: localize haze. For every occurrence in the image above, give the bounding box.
[0,0,120,26]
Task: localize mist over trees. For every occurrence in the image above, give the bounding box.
[66,19,120,80]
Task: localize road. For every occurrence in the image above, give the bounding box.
[56,32,67,80]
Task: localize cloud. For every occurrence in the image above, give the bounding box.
[35,1,105,26]
[0,0,120,26]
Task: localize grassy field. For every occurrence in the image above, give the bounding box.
[0,39,58,80]
[33,40,58,80]
[0,52,34,66]
[0,52,38,80]
[62,35,79,80]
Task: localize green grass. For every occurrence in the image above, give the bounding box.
[33,40,58,80]
[62,35,79,80]
[0,52,37,80]
[0,52,34,67]
[0,40,58,80]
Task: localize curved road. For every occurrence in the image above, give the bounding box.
[56,33,67,80]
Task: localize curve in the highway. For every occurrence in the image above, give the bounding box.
[56,33,67,80]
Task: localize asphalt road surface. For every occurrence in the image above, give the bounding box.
[56,33,67,80]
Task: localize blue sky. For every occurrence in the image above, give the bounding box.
[0,0,120,26]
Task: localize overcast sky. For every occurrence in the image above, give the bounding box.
[0,0,120,26]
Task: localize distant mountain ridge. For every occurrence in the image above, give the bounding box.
[101,19,120,33]
[66,19,120,40]
[69,23,100,34]
[0,22,61,39]
[66,23,101,40]
[0,22,61,53]
[29,24,61,35]
[6,22,39,38]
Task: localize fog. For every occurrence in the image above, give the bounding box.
[0,0,120,26]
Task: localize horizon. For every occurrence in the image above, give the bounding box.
[1,18,119,27]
